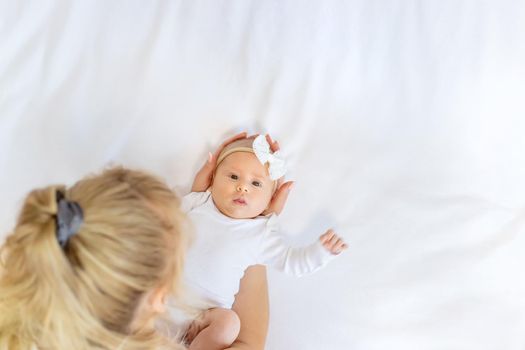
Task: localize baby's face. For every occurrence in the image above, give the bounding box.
[211,152,274,219]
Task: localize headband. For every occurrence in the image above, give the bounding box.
[55,191,84,248]
[216,135,287,180]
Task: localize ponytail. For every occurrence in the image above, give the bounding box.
[0,168,187,350]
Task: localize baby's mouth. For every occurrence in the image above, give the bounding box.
[233,197,247,206]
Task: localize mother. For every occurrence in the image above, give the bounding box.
[0,137,281,349]
[0,167,188,349]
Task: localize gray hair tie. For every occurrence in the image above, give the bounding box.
[55,191,84,248]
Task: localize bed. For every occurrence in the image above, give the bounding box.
[1,1,524,349]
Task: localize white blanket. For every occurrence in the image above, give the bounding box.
[1,1,524,349]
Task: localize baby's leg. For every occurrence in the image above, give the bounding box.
[187,308,240,350]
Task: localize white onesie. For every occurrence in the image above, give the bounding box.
[178,191,335,310]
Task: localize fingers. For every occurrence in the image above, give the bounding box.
[191,151,216,191]
[333,239,347,253]
[201,152,214,170]
[183,320,200,345]
[265,134,280,152]
[183,310,212,345]
[319,229,348,255]
[262,181,294,216]
[319,229,335,244]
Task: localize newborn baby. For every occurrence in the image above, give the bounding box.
[171,134,347,350]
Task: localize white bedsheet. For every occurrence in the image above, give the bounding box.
[1,1,524,349]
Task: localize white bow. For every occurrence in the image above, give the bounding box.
[252,135,287,180]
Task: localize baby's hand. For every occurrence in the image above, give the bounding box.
[319,229,348,255]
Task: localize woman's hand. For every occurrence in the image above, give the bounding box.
[262,134,294,216]
[191,132,248,192]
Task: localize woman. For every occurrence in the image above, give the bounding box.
[0,134,276,349]
[0,167,187,349]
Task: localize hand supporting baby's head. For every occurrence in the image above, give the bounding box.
[210,135,286,219]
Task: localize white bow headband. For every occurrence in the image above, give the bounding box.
[216,135,287,180]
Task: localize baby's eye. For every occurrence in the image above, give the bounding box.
[252,181,262,187]
[230,174,238,180]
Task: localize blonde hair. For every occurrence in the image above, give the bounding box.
[0,167,188,350]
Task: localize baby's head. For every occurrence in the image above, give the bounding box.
[210,135,286,219]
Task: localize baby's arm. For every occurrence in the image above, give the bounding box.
[260,225,347,277]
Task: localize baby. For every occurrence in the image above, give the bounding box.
[171,134,347,350]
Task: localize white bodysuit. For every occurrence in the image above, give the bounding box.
[178,191,335,310]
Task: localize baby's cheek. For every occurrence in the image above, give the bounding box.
[249,195,266,214]
[211,188,228,209]
[259,191,273,211]
[265,188,274,203]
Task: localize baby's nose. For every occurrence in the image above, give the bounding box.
[236,185,248,193]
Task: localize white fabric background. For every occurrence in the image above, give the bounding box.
[1,1,525,349]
